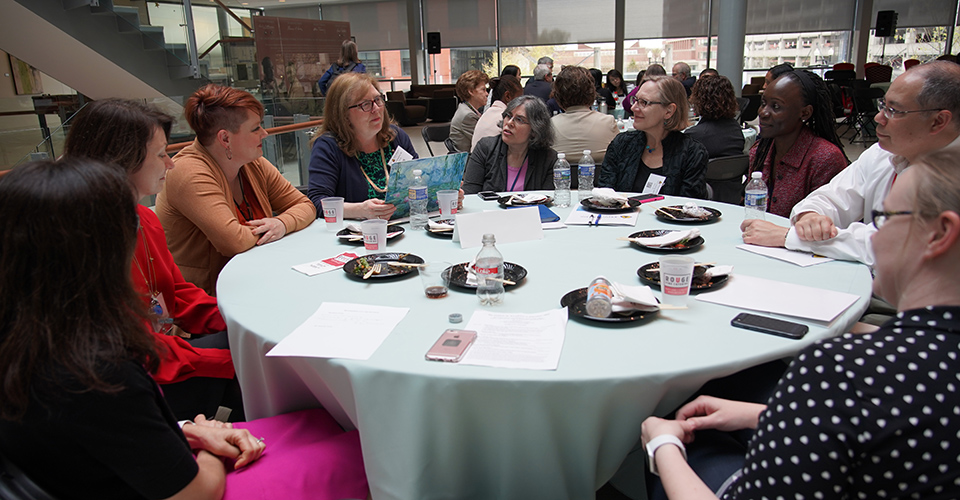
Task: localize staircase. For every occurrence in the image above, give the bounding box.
[6,0,207,100]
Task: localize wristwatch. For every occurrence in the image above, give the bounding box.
[646,434,687,476]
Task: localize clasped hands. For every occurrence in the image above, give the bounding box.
[182,414,266,469]
[641,395,766,450]
[740,212,839,247]
[248,217,287,245]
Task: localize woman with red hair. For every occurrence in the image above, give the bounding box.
[158,84,315,295]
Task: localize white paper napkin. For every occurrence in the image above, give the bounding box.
[591,187,629,206]
[611,282,660,312]
[703,265,734,279]
[682,202,713,217]
[428,219,455,231]
[506,193,548,205]
[632,229,701,247]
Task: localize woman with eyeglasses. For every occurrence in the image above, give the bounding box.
[748,69,848,218]
[599,76,708,198]
[308,72,419,220]
[158,84,316,296]
[640,150,960,500]
[462,95,558,194]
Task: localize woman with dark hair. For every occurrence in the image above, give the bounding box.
[0,159,368,500]
[600,76,708,198]
[749,69,848,218]
[64,98,238,421]
[552,65,618,163]
[501,64,521,78]
[763,62,794,89]
[605,69,628,97]
[625,64,667,118]
[308,72,419,220]
[590,68,616,110]
[685,75,745,158]
[318,40,367,96]
[463,95,558,194]
[449,69,490,152]
[158,84,315,296]
[472,74,522,150]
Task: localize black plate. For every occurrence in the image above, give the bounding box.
[636,262,729,292]
[580,197,642,213]
[498,194,554,207]
[627,230,704,253]
[336,225,405,245]
[342,253,425,280]
[443,262,527,289]
[426,218,455,238]
[560,288,658,323]
[654,205,722,223]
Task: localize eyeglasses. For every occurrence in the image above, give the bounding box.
[871,209,913,228]
[876,98,943,120]
[348,95,385,112]
[630,96,665,108]
[501,111,530,126]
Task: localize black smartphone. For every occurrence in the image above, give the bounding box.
[629,193,665,204]
[730,313,809,340]
[477,191,500,200]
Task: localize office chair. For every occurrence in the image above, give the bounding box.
[421,123,451,156]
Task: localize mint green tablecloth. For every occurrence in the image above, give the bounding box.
[217,194,872,500]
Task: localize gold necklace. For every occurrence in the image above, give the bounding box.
[359,148,390,193]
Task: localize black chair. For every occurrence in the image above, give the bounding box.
[847,82,884,144]
[735,97,749,122]
[444,137,461,154]
[421,123,451,156]
[738,94,762,126]
[705,154,750,205]
[385,91,427,127]
[0,450,57,500]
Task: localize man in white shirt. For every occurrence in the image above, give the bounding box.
[740,61,960,266]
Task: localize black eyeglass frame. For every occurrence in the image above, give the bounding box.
[348,94,386,112]
[871,209,913,228]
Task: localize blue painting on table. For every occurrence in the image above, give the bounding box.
[386,152,468,220]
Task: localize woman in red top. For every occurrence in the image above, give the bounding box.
[64,99,240,421]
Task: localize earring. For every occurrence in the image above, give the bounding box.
[225,147,233,160]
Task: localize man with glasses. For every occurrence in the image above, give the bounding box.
[741,61,960,266]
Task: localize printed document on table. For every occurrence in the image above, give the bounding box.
[736,244,834,267]
[267,302,408,360]
[460,309,567,370]
[695,274,859,322]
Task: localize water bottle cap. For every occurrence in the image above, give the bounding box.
[482,233,496,243]
[448,313,463,323]
[557,153,565,159]
[583,150,591,155]
[413,169,423,176]
[751,171,763,179]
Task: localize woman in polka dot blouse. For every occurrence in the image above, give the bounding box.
[642,149,960,499]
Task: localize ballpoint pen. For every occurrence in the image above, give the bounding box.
[595,214,602,226]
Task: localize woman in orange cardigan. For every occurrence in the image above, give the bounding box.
[158,84,315,295]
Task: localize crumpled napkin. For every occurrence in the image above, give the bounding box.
[611,282,660,312]
[703,265,734,279]
[506,193,548,205]
[632,229,701,247]
[428,219,455,231]
[682,202,713,218]
[591,187,629,207]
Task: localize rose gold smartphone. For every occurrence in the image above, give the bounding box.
[425,329,477,362]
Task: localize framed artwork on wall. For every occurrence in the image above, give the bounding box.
[9,55,42,95]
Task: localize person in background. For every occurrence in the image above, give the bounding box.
[472,75,522,150]
[672,61,696,96]
[318,40,367,96]
[308,72,419,220]
[741,61,960,265]
[487,65,521,108]
[605,69,628,97]
[64,98,240,422]
[625,64,666,118]
[552,65,619,164]
[523,63,553,102]
[685,75,745,159]
[0,158,369,500]
[600,75,708,198]
[745,69,848,218]
[449,69,489,153]
[641,150,960,500]
[590,68,616,111]
[763,62,794,89]
[537,56,554,80]
[463,95,558,194]
[158,85,315,296]
[699,68,719,79]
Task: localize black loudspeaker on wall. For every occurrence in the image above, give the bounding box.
[427,32,442,54]
[875,10,898,37]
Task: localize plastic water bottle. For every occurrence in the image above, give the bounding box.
[744,171,768,220]
[578,149,596,201]
[553,153,571,208]
[475,233,504,306]
[599,98,607,115]
[586,276,613,318]
[408,168,428,229]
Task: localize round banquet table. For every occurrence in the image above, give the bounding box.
[217,194,872,500]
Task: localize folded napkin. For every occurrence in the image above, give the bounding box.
[703,265,734,279]
[338,222,402,239]
[632,229,700,247]
[506,193,548,205]
[611,282,660,312]
[590,188,629,207]
[344,222,363,233]
[682,202,713,218]
[428,219,455,231]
